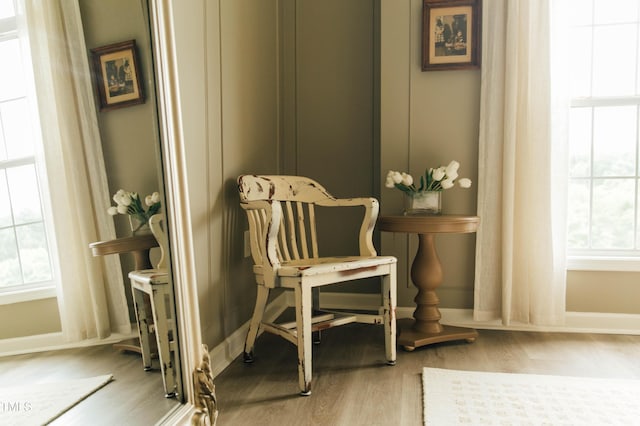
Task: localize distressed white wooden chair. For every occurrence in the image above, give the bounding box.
[128,213,179,397]
[238,174,397,396]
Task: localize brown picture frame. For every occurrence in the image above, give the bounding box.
[422,0,482,71]
[91,40,145,111]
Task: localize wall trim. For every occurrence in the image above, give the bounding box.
[433,308,640,336]
[0,287,57,305]
[0,329,138,357]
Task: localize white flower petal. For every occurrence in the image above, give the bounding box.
[432,168,445,181]
[401,172,413,186]
[392,171,403,184]
[441,178,454,189]
[458,178,472,188]
[117,204,129,214]
[445,160,460,176]
[385,177,396,188]
[107,206,118,216]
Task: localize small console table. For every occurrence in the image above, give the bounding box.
[377,215,479,351]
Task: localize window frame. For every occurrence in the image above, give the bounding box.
[564,4,640,270]
[0,9,57,301]
[567,98,640,270]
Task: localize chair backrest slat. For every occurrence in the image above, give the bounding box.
[296,202,311,259]
[278,214,292,261]
[308,203,319,258]
[284,201,301,260]
[247,210,263,265]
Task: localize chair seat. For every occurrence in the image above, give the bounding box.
[129,268,169,285]
[252,256,396,278]
[278,255,397,277]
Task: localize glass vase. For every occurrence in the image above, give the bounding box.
[404,191,442,215]
[129,216,151,236]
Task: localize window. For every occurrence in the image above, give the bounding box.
[566,0,640,267]
[0,1,55,297]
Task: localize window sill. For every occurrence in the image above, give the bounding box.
[0,286,57,305]
[567,257,640,272]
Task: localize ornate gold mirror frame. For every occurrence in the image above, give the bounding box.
[149,1,217,424]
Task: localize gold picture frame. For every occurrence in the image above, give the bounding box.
[91,40,145,111]
[422,0,482,71]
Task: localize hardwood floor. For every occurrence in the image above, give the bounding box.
[0,344,180,425]
[4,326,637,425]
[213,324,640,426]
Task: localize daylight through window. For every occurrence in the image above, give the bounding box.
[566,0,640,259]
[0,1,54,292]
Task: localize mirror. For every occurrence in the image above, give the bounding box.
[76,0,189,418]
[0,0,208,423]
[147,0,210,422]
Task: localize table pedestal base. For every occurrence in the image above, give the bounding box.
[397,318,478,351]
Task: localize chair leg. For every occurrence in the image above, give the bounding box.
[151,285,176,397]
[243,286,269,363]
[382,270,397,365]
[312,289,321,344]
[295,285,313,396]
[131,284,153,370]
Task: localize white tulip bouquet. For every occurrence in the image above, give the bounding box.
[107,189,161,233]
[385,160,472,195]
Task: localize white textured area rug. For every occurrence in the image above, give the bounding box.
[422,368,640,426]
[0,374,113,426]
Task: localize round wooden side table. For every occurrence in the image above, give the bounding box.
[89,233,158,271]
[378,214,479,351]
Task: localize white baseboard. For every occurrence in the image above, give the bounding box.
[321,292,640,335]
[207,290,640,379]
[0,329,139,357]
[432,308,640,335]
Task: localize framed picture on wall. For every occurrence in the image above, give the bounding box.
[91,40,145,111]
[422,0,481,71]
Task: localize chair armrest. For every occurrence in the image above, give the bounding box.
[317,197,379,256]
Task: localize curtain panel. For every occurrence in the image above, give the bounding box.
[20,0,130,341]
[474,0,567,326]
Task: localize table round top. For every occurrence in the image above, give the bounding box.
[89,233,158,256]
[377,214,479,234]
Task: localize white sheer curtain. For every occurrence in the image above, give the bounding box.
[473,0,567,326]
[19,0,130,340]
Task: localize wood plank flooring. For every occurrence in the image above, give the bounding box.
[213,324,640,426]
[2,327,638,425]
[0,344,180,425]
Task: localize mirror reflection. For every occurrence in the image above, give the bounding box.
[0,0,182,422]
